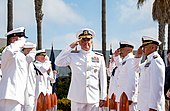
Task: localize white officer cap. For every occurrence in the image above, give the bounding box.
[119,41,134,49]
[141,36,161,47]
[6,27,28,38]
[36,49,46,56]
[23,42,36,49]
[76,28,95,39]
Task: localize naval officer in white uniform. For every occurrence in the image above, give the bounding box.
[55,28,107,111]
[0,27,28,111]
[113,41,139,111]
[107,57,119,99]
[33,49,55,109]
[135,36,165,111]
[22,42,36,111]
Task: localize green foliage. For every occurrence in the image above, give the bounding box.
[56,76,71,99]
[54,73,71,110]
[57,98,71,111]
[0,46,6,53]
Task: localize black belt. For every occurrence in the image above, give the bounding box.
[0,75,2,78]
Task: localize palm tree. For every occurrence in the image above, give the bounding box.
[137,0,169,55]
[152,0,168,54]
[102,0,106,61]
[7,0,13,45]
[7,0,13,32]
[34,0,44,50]
[168,24,170,49]
[167,1,170,49]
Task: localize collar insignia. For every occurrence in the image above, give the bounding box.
[122,61,126,65]
[144,61,151,67]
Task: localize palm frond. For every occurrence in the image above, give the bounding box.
[137,0,147,9]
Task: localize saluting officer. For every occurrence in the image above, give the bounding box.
[0,27,28,111]
[113,41,139,111]
[135,36,165,111]
[55,28,107,111]
[22,42,36,111]
[107,48,122,100]
[34,49,54,100]
[107,56,118,99]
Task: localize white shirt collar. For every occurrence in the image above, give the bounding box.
[81,49,91,54]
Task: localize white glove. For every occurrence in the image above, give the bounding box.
[15,37,26,48]
[26,51,36,63]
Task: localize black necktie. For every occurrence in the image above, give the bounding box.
[112,66,117,76]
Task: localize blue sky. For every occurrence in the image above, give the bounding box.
[0,0,165,50]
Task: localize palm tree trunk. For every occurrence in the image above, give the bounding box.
[7,0,13,32]
[7,0,13,45]
[158,21,165,55]
[34,0,43,50]
[168,24,170,49]
[102,0,106,61]
[37,21,42,50]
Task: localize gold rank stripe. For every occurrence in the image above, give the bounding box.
[79,35,92,39]
[142,41,153,45]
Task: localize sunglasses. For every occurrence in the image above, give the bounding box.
[81,38,91,41]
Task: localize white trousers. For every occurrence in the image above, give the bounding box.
[0,99,23,111]
[71,101,99,111]
[24,95,35,111]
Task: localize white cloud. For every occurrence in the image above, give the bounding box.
[118,0,154,23]
[0,0,85,37]
[14,0,35,26]
[44,32,76,49]
[13,0,86,26]
[106,26,157,51]
[130,26,158,49]
[43,0,86,25]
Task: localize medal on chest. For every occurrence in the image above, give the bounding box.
[91,56,99,63]
[94,69,98,73]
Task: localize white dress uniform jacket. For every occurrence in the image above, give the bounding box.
[55,46,107,103]
[135,51,165,111]
[107,60,119,98]
[34,60,51,99]
[115,53,138,103]
[0,42,28,105]
[24,51,36,111]
[25,51,36,97]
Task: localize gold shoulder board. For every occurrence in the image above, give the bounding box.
[94,52,103,56]
[71,50,80,53]
[153,55,158,59]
